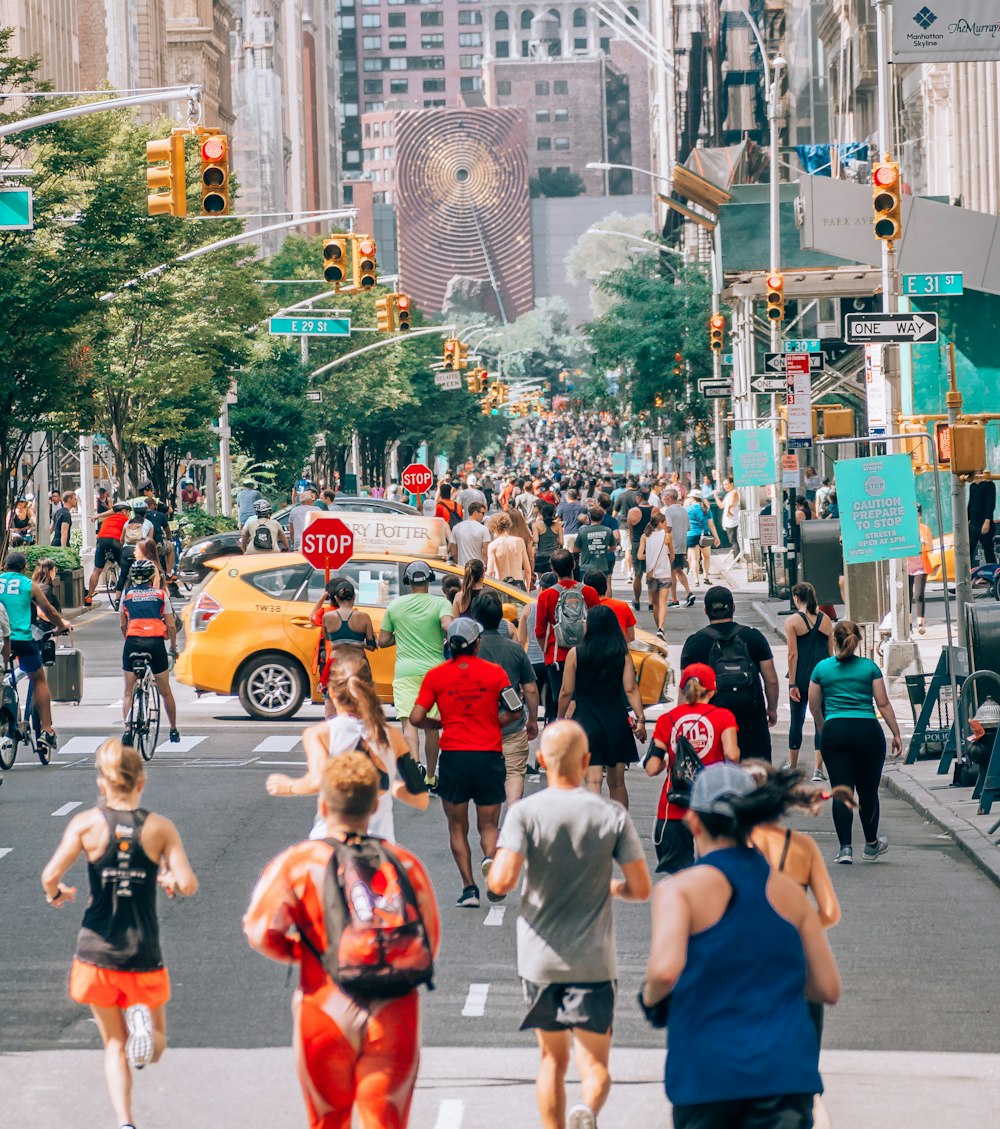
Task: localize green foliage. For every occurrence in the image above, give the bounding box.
[175,507,238,542]
[529,169,586,198]
[24,545,81,572]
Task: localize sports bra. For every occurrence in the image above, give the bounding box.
[325,608,368,646]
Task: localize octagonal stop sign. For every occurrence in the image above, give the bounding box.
[401,462,433,495]
[300,516,355,571]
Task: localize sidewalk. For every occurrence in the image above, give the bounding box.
[718,558,1000,889]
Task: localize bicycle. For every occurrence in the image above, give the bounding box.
[0,629,59,769]
[102,559,121,610]
[124,650,161,761]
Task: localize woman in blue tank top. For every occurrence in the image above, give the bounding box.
[641,763,841,1129]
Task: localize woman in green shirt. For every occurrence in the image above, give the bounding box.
[809,620,902,866]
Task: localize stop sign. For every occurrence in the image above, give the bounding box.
[300,516,355,570]
[401,462,433,494]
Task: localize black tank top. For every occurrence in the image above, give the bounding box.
[536,522,560,558]
[75,808,163,972]
[632,505,653,545]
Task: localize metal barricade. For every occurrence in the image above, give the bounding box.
[739,511,767,583]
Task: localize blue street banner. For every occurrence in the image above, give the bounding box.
[612,452,628,474]
[629,457,644,475]
[837,453,921,564]
[731,429,777,487]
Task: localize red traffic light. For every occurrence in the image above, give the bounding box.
[873,164,898,188]
[396,294,410,311]
[765,274,784,292]
[201,135,227,162]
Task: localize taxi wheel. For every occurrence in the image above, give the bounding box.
[237,652,306,721]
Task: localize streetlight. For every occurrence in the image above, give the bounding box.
[587,227,687,258]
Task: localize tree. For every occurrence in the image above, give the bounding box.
[566,212,656,315]
[529,168,586,198]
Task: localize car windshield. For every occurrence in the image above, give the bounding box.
[295,561,401,608]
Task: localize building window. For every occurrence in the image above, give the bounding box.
[389,78,409,92]
[495,10,509,28]
[424,98,447,106]
[458,32,482,46]
[554,107,569,121]
[342,57,358,73]
[362,35,382,48]
[421,33,444,47]
[412,55,445,68]
[344,103,359,117]
[554,79,568,94]
[372,121,381,137]
[554,136,570,150]
[339,14,356,29]
[389,35,406,47]
[387,0,406,5]
[535,80,549,95]
[388,12,406,25]
[382,146,395,159]
[537,137,552,151]
[495,40,510,57]
[361,0,379,6]
[362,58,384,71]
[535,109,550,122]
[460,54,482,67]
[574,37,587,49]
[346,150,360,164]
[363,147,381,161]
[389,56,408,69]
[362,13,381,27]
[420,10,443,23]
[460,76,482,91]
[459,9,482,23]
[496,79,511,95]
[364,79,384,93]
[573,6,587,25]
[521,10,534,28]
[521,40,530,55]
[423,77,446,91]
[600,36,610,51]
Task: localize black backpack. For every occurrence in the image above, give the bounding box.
[252,521,274,551]
[704,625,760,713]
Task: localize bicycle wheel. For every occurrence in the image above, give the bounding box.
[140,678,161,762]
[106,563,121,610]
[0,706,18,770]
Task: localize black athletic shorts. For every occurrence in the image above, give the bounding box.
[653,819,695,874]
[95,537,122,569]
[122,637,169,676]
[671,1093,814,1129]
[437,751,505,806]
[520,979,616,1034]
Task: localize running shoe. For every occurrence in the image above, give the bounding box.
[416,762,427,782]
[631,599,640,611]
[457,885,480,908]
[525,763,540,776]
[425,774,438,793]
[482,857,505,903]
[168,728,180,743]
[655,628,664,638]
[83,596,93,607]
[122,727,133,748]
[568,1104,597,1129]
[667,601,681,609]
[685,593,697,608]
[863,836,889,860]
[124,1003,154,1069]
[781,761,791,771]
[834,846,853,865]
[647,602,653,612]
[812,769,827,782]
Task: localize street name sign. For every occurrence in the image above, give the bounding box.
[269,316,351,336]
[433,372,463,390]
[763,352,822,374]
[752,376,788,393]
[844,312,939,344]
[305,390,323,403]
[700,380,733,399]
[0,187,32,230]
[902,272,963,297]
[784,339,821,353]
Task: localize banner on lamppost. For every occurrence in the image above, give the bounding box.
[893,0,1000,63]
[836,454,921,564]
[731,428,777,488]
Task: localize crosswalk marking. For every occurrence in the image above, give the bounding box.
[52,801,83,817]
[58,737,107,757]
[483,906,506,926]
[253,736,301,754]
[155,735,207,753]
[0,848,12,861]
[190,695,238,706]
[461,983,490,1017]
[433,1100,465,1129]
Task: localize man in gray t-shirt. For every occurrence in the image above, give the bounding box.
[235,483,264,526]
[451,502,491,566]
[288,492,320,550]
[663,488,695,607]
[487,720,650,1129]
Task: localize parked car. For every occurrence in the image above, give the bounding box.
[176,497,418,585]
[174,552,671,720]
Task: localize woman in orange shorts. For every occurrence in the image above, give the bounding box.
[42,738,198,1129]
[245,754,441,1129]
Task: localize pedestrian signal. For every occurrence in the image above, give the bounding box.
[199,133,229,215]
[146,134,186,218]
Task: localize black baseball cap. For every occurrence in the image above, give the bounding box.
[704,585,735,617]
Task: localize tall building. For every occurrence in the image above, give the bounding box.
[165,0,235,128]
[6,0,80,90]
[77,0,168,109]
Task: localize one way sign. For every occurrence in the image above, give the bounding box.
[844,312,939,344]
[763,352,823,374]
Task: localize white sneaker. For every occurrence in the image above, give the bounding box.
[124,1003,154,1069]
[569,1104,597,1129]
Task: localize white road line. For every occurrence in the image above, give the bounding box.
[461,982,490,1017]
[105,699,124,709]
[253,735,301,754]
[154,735,207,753]
[183,758,258,768]
[190,695,238,705]
[433,1099,465,1129]
[483,906,506,926]
[57,736,106,757]
[258,760,306,766]
[51,801,83,817]
[0,848,12,861]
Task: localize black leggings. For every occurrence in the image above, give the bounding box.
[533,661,555,723]
[908,573,926,620]
[821,717,886,847]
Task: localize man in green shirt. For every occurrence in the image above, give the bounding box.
[378,560,453,788]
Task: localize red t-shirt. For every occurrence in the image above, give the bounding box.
[415,655,510,752]
[96,512,128,541]
[652,702,737,820]
[534,579,600,665]
[435,499,462,524]
[599,596,637,638]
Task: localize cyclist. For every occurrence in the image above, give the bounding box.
[84,502,131,606]
[142,500,175,581]
[239,498,289,554]
[0,551,71,754]
[116,504,149,595]
[119,560,180,746]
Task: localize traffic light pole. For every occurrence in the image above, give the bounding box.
[0,85,202,138]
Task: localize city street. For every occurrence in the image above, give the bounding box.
[2,591,999,1127]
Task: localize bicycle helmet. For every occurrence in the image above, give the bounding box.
[129,559,156,584]
[112,501,131,513]
[133,502,148,515]
[252,499,272,517]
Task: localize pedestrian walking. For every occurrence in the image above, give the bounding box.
[681,586,779,763]
[508,505,537,582]
[908,504,934,635]
[42,738,198,1129]
[518,571,558,724]
[685,490,719,585]
[409,619,519,907]
[784,581,833,780]
[626,487,655,612]
[720,476,742,563]
[808,620,903,864]
[968,478,996,565]
[574,505,618,578]
[487,512,533,590]
[377,561,454,790]
[535,549,600,725]
[245,754,440,1129]
[452,558,487,617]
[557,604,646,808]
[487,721,651,1129]
[532,502,563,576]
[583,569,636,641]
[451,501,491,566]
[645,663,740,872]
[637,512,673,637]
[661,488,695,608]
[641,763,841,1129]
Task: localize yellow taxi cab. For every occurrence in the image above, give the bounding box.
[174,551,672,720]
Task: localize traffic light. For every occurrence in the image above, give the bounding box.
[466,371,479,393]
[394,293,411,332]
[709,314,726,351]
[146,133,186,217]
[476,368,489,393]
[673,352,683,377]
[199,133,229,215]
[872,160,902,242]
[765,273,785,321]
[443,339,458,370]
[496,382,509,404]
[934,422,951,465]
[458,342,469,369]
[375,294,395,333]
[323,236,349,285]
[353,236,377,289]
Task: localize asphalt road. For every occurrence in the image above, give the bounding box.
[2,583,999,1127]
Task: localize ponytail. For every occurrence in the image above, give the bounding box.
[682,677,712,705]
[833,620,862,662]
[456,559,485,614]
[698,762,841,844]
[791,581,818,615]
[325,644,391,761]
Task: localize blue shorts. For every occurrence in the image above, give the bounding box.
[10,639,43,674]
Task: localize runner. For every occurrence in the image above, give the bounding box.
[535,548,600,720]
[532,502,563,576]
[311,578,377,705]
[41,738,198,1129]
[377,561,453,789]
[518,572,558,724]
[487,721,651,1129]
[119,559,180,745]
[626,487,655,611]
[785,581,833,779]
[409,618,519,907]
[486,512,532,590]
[85,502,131,606]
[265,644,428,840]
[245,754,441,1129]
[661,488,695,608]
[583,570,636,641]
[451,558,487,617]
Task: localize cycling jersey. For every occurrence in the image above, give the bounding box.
[122,586,169,638]
[0,571,33,641]
[96,512,129,541]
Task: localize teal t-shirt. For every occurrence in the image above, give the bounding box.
[0,571,33,641]
[381,593,453,680]
[810,655,881,720]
